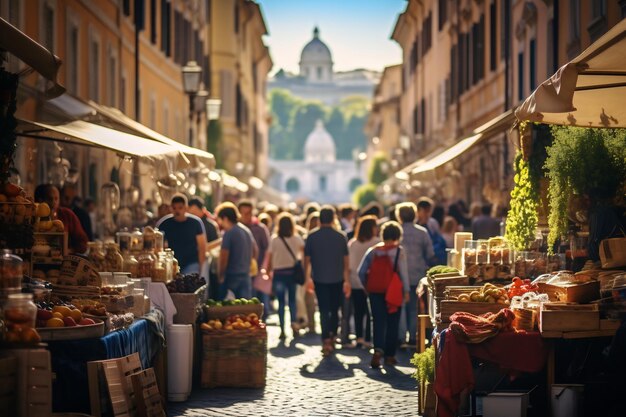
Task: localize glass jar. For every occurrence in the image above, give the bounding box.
[476,240,489,264]
[153,254,167,283]
[3,293,37,333]
[143,226,155,253]
[123,253,139,278]
[130,228,144,253]
[104,243,124,272]
[0,249,23,292]
[87,242,106,272]
[137,251,156,278]
[165,249,179,278]
[154,228,164,253]
[158,251,172,282]
[116,228,131,254]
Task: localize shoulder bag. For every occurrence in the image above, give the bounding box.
[280,236,306,285]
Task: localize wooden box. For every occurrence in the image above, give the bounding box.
[130,368,165,417]
[433,275,469,298]
[540,304,599,332]
[538,280,600,304]
[87,353,142,417]
[3,348,52,417]
[439,301,505,322]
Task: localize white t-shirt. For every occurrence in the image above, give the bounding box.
[348,237,381,289]
[270,234,305,270]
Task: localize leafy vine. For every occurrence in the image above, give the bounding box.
[505,152,539,250]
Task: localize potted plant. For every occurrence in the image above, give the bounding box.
[411,346,436,416]
[544,127,626,251]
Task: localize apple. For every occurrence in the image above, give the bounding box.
[63,317,77,327]
[3,183,21,198]
[37,309,53,321]
[78,318,95,326]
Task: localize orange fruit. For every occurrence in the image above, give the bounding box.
[52,312,64,319]
[52,306,72,317]
[46,318,65,328]
[69,309,82,322]
[35,202,51,217]
[21,328,41,343]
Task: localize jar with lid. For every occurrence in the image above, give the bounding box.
[0,249,23,293]
[104,243,124,272]
[123,253,139,278]
[87,242,106,271]
[165,249,179,278]
[143,226,155,254]
[3,293,37,335]
[153,253,167,282]
[130,228,144,253]
[158,251,172,281]
[137,251,156,278]
[154,228,164,253]
[116,228,131,254]
[476,240,489,264]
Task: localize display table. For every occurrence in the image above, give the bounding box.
[47,310,166,413]
[434,329,549,417]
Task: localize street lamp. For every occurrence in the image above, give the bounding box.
[206,98,222,121]
[193,89,209,114]
[181,60,202,146]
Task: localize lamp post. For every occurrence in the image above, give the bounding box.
[181,60,202,147]
[206,98,222,121]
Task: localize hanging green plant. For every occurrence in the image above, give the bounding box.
[410,345,435,383]
[545,126,626,250]
[505,152,539,250]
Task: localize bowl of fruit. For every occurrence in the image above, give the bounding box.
[35,303,105,341]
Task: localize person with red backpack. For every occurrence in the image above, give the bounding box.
[358,221,410,368]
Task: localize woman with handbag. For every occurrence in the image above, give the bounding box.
[358,221,410,368]
[267,212,305,340]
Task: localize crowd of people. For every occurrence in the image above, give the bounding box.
[32,181,507,367]
[149,194,507,367]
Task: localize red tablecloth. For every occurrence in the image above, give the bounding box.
[434,329,548,417]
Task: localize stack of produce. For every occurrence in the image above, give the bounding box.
[455,283,510,304]
[200,313,264,332]
[166,273,206,293]
[507,277,539,298]
[35,303,97,328]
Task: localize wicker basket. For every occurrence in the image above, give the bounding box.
[203,303,264,320]
[201,328,267,388]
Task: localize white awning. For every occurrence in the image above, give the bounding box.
[17,119,178,160]
[411,134,482,174]
[516,18,626,127]
[87,101,215,168]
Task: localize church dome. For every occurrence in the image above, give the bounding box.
[299,27,333,83]
[304,120,336,162]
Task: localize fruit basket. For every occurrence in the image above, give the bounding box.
[36,318,105,341]
[203,303,264,320]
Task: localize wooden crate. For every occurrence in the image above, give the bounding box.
[87,353,142,417]
[439,301,505,322]
[201,328,267,388]
[538,281,600,304]
[540,304,599,332]
[433,275,469,298]
[3,348,52,417]
[130,368,165,417]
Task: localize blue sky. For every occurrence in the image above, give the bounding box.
[257,0,406,74]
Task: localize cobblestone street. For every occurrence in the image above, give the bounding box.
[168,315,419,417]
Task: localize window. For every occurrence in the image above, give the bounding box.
[234,3,239,34]
[161,0,171,56]
[150,0,157,44]
[547,18,555,74]
[123,0,131,16]
[421,98,426,134]
[591,0,606,19]
[174,10,182,64]
[319,176,327,192]
[163,102,169,135]
[438,0,447,31]
[349,178,362,192]
[490,1,496,71]
[89,34,100,102]
[518,51,524,101]
[206,0,211,23]
[66,22,79,94]
[107,46,117,107]
[149,94,156,129]
[317,67,323,80]
[286,178,299,193]
[120,74,127,113]
[621,0,626,18]
[413,104,419,135]
[41,1,55,51]
[450,45,457,100]
[569,0,580,41]
[501,0,510,60]
[529,39,536,91]
[235,83,242,127]
[588,0,607,41]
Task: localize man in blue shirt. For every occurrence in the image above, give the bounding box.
[156,194,206,275]
[215,202,258,299]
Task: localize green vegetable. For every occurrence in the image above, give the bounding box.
[506,152,539,251]
[410,346,435,383]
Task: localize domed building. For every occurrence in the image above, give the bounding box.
[299,27,333,84]
[269,27,380,106]
[268,120,364,203]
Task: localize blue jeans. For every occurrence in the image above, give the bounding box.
[220,273,252,299]
[369,293,402,357]
[314,282,343,341]
[272,269,297,332]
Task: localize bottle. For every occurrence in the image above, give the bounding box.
[143,226,155,254]
[137,251,156,279]
[0,250,23,297]
[3,293,37,333]
[123,253,139,278]
[104,243,124,272]
[116,228,131,254]
[154,228,164,254]
[130,228,144,254]
[87,242,106,272]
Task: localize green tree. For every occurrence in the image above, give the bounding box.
[269,89,300,128]
[337,114,366,160]
[368,152,390,185]
[338,95,370,119]
[291,102,327,160]
[352,183,378,207]
[325,107,345,142]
